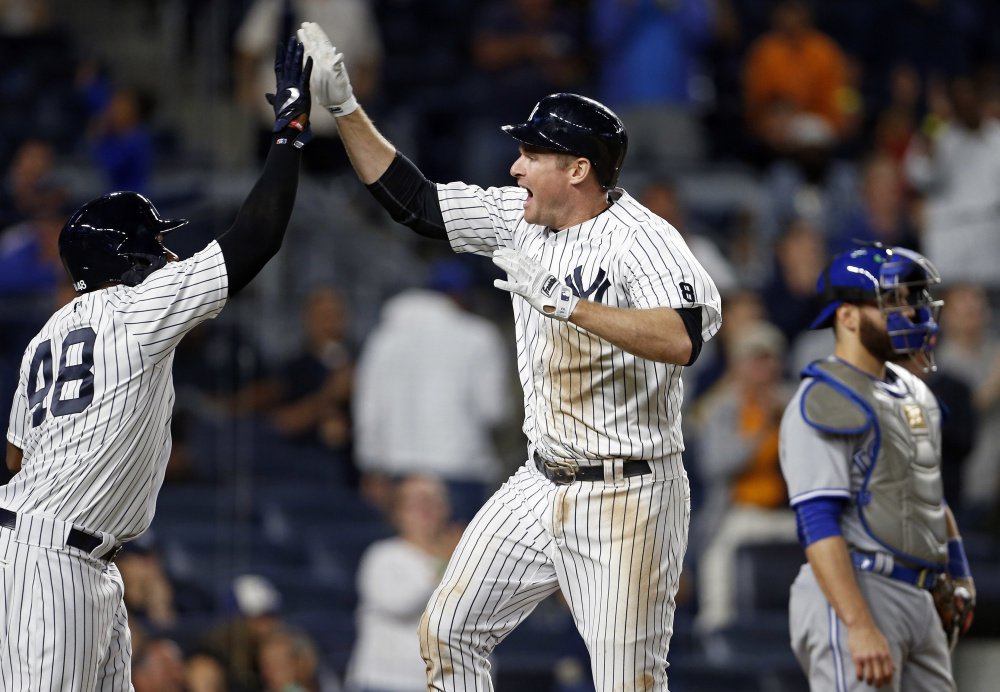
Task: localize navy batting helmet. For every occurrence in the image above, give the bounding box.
[59,191,188,294]
[812,243,943,369]
[502,93,628,190]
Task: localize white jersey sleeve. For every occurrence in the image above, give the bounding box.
[115,240,229,362]
[436,182,526,255]
[621,225,722,339]
[6,363,29,449]
[779,383,855,506]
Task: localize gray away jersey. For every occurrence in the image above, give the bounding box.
[437,183,722,462]
[778,360,943,556]
[5,241,228,540]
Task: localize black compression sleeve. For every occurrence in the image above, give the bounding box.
[366,153,447,240]
[677,306,704,366]
[216,131,302,296]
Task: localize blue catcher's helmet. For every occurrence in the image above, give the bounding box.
[59,191,188,294]
[502,93,628,190]
[811,244,944,369]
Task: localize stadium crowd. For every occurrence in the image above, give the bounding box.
[2,0,1000,690]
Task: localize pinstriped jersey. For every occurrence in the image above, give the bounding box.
[4,241,228,540]
[438,183,722,462]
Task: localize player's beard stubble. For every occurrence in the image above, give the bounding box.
[859,310,903,363]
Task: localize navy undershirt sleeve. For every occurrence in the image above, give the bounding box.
[217,131,302,296]
[366,153,447,240]
[677,307,704,366]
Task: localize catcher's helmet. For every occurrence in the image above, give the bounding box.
[502,93,628,190]
[59,191,188,294]
[811,243,943,369]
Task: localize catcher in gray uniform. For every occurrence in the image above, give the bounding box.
[778,243,975,690]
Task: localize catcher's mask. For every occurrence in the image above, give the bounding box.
[812,243,944,371]
[59,191,187,294]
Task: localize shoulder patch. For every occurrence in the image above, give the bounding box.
[801,379,872,435]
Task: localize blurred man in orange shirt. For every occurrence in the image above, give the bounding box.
[744,0,855,155]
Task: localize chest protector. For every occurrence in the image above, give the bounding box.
[800,359,947,568]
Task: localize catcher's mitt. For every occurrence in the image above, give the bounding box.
[932,575,975,650]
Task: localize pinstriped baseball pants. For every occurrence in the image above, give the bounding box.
[420,457,690,692]
[0,527,132,691]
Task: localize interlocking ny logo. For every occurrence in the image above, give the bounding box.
[565,266,611,303]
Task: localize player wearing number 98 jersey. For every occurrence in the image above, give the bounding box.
[1,37,312,691]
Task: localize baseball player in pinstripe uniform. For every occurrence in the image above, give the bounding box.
[779,244,976,690]
[1,39,313,691]
[298,22,722,691]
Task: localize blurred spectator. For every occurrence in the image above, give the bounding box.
[259,626,323,692]
[184,650,230,692]
[464,0,589,185]
[743,0,855,162]
[88,86,156,194]
[173,311,279,420]
[904,74,1000,291]
[761,217,826,344]
[687,287,765,403]
[691,320,796,634]
[133,638,187,692]
[118,532,214,636]
[869,64,923,166]
[119,541,178,634]
[0,0,50,33]
[759,112,859,241]
[353,258,513,522]
[346,475,460,692]
[590,0,714,171]
[234,0,382,177]
[639,177,738,295]
[200,574,285,692]
[0,138,58,230]
[868,0,984,120]
[0,195,66,298]
[935,283,1000,524]
[267,285,355,468]
[828,153,920,255]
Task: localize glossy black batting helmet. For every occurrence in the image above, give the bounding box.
[502,93,629,190]
[59,191,188,294]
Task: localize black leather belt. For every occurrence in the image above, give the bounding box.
[0,507,121,562]
[534,451,651,484]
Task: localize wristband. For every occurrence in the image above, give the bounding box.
[326,95,359,117]
[948,537,972,579]
[551,285,579,321]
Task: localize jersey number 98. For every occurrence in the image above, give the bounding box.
[27,327,97,427]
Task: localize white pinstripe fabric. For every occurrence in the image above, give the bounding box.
[2,241,228,690]
[423,182,718,690]
[4,242,228,540]
[438,183,721,463]
[0,530,132,691]
[420,459,690,691]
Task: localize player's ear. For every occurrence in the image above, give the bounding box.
[836,303,860,333]
[566,156,592,187]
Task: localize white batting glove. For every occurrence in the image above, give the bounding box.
[296,21,358,117]
[492,247,579,321]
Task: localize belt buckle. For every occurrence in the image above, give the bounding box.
[105,544,123,562]
[543,458,578,485]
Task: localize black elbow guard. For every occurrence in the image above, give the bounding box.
[366,153,447,240]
